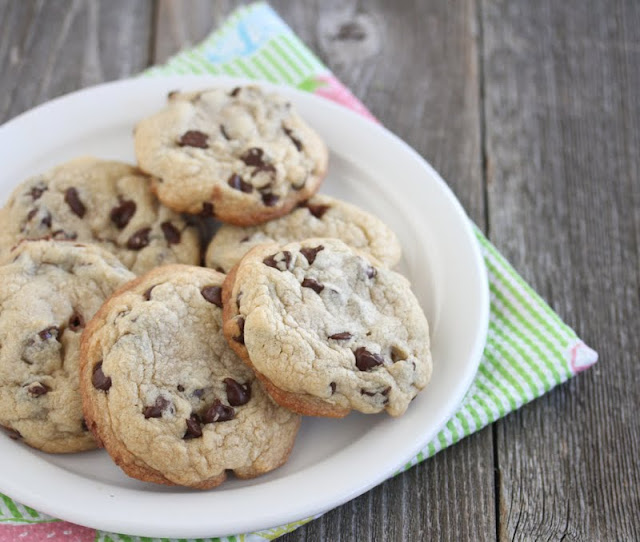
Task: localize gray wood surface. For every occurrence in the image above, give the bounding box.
[1,0,638,540]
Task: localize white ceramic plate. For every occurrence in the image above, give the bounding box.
[0,76,489,539]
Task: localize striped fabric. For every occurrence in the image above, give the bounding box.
[0,3,597,542]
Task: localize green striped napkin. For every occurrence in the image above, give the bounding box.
[0,3,597,541]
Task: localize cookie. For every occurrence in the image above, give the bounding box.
[134,86,328,225]
[222,238,432,418]
[0,157,200,274]
[206,194,402,273]
[80,264,301,489]
[0,240,135,453]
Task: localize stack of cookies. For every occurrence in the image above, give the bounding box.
[0,85,432,489]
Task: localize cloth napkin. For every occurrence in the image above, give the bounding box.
[0,3,598,541]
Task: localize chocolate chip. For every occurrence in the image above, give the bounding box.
[143,285,156,300]
[228,173,253,193]
[283,126,303,151]
[2,426,21,440]
[330,382,336,394]
[306,203,330,219]
[220,124,231,140]
[263,251,292,270]
[30,185,47,200]
[143,396,171,419]
[177,384,184,392]
[215,266,225,273]
[354,347,384,371]
[38,326,59,341]
[26,208,37,221]
[26,382,49,397]
[92,362,112,391]
[68,312,85,331]
[240,236,250,243]
[200,202,215,217]
[361,389,377,397]
[41,213,52,228]
[234,317,245,345]
[366,266,377,279]
[192,388,205,398]
[251,164,276,177]
[382,386,391,395]
[64,187,86,218]
[240,148,266,167]
[391,346,406,363]
[329,332,352,340]
[178,130,209,148]
[230,87,241,97]
[261,192,279,207]
[126,227,151,250]
[183,415,203,439]
[224,378,251,406]
[110,199,136,229]
[302,278,324,294]
[202,400,235,423]
[161,221,181,244]
[201,286,223,308]
[300,245,324,265]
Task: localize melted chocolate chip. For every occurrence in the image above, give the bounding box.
[329,332,352,340]
[110,199,136,229]
[240,236,250,243]
[330,382,336,394]
[228,173,253,193]
[230,87,241,97]
[92,362,112,391]
[283,126,303,151]
[143,285,156,300]
[201,286,223,308]
[64,187,86,218]
[240,147,266,167]
[300,245,324,264]
[224,378,251,406]
[2,426,21,440]
[220,124,231,140]
[38,326,59,341]
[202,400,235,423]
[26,208,37,221]
[302,278,324,294]
[161,221,181,244]
[366,266,377,279]
[178,130,209,148]
[183,415,203,439]
[234,317,245,345]
[261,192,279,207]
[143,396,171,419]
[200,202,215,217]
[126,227,151,250]
[41,213,52,227]
[68,312,85,331]
[30,185,47,200]
[354,347,384,371]
[263,251,292,270]
[177,384,185,392]
[27,382,49,397]
[306,203,330,219]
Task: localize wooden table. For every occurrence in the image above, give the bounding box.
[1,1,638,540]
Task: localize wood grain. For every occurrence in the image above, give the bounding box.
[0,0,152,123]
[482,0,640,539]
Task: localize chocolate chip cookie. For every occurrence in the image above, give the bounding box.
[0,240,135,453]
[206,194,402,273]
[134,86,328,225]
[80,265,300,488]
[0,157,200,274]
[222,238,432,418]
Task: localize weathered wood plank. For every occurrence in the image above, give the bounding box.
[0,0,153,123]
[482,0,640,539]
[155,1,494,540]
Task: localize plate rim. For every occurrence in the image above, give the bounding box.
[0,75,489,538]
